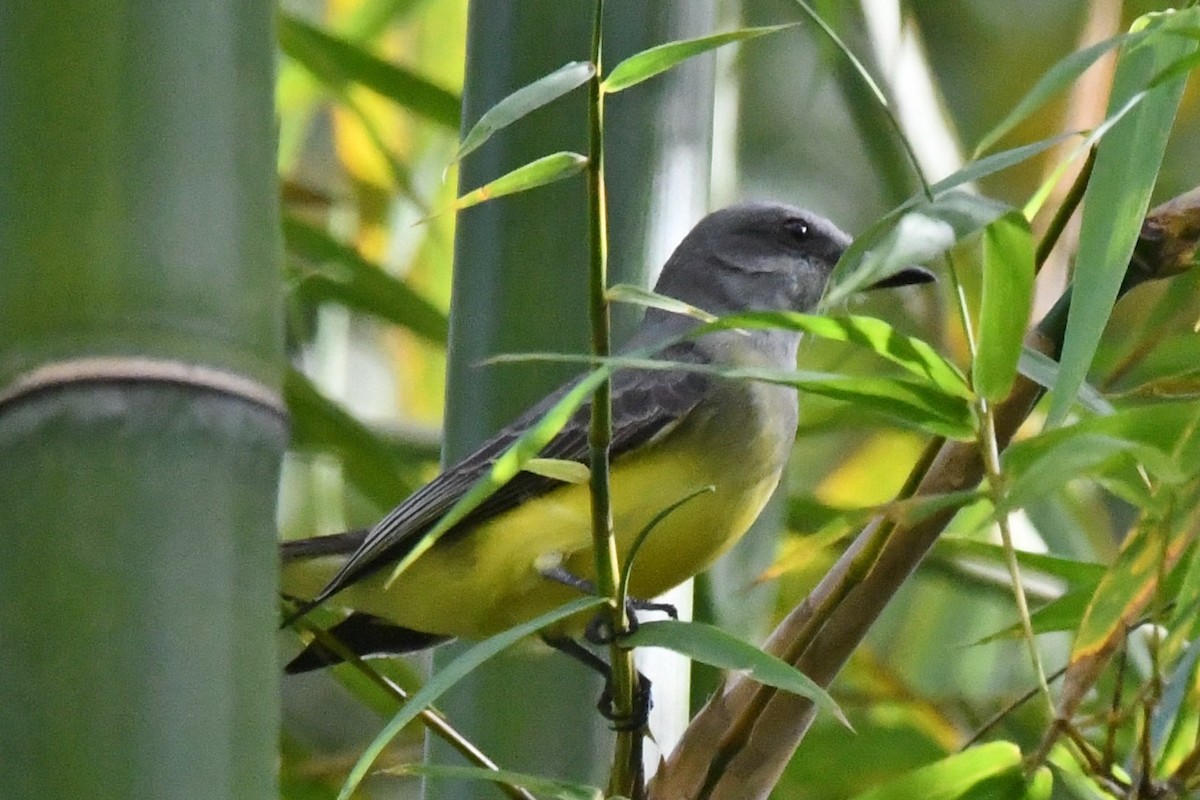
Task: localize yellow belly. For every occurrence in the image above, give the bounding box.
[282,378,795,640]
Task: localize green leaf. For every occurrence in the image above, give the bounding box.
[454,61,595,163]
[336,596,604,800]
[974,587,1093,645]
[1017,348,1113,415]
[973,32,1143,156]
[846,742,1024,800]
[283,215,449,345]
[621,619,848,726]
[935,133,1078,197]
[974,212,1035,401]
[1002,402,1200,509]
[699,311,970,399]
[490,352,976,439]
[829,192,1011,305]
[385,764,603,800]
[935,535,1106,586]
[601,24,797,93]
[379,365,614,585]
[447,152,588,213]
[1048,10,1200,427]
[522,457,590,484]
[606,283,717,323]
[277,13,461,130]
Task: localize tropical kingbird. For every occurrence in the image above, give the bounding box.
[281,202,932,672]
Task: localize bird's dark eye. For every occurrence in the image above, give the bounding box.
[784,218,810,240]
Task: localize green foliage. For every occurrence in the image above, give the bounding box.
[276,2,1200,800]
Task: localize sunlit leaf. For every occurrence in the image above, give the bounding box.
[490,352,976,439]
[522,457,590,484]
[454,61,595,163]
[1048,10,1199,427]
[621,619,847,726]
[974,213,1034,401]
[336,596,604,800]
[602,24,796,93]
[277,12,461,130]
[845,742,1024,800]
[698,311,971,399]
[447,152,588,213]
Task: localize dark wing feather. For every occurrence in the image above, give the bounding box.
[304,340,711,606]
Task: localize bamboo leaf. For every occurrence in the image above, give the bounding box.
[845,742,1024,800]
[1059,508,1196,719]
[973,32,1143,156]
[283,215,449,345]
[454,61,595,163]
[606,282,717,323]
[277,13,461,130]
[699,311,970,399]
[379,365,613,585]
[447,152,588,213]
[601,24,796,93]
[829,192,1011,305]
[522,457,590,484]
[490,352,976,439]
[621,619,848,726]
[1017,348,1113,415]
[1048,10,1199,427]
[337,596,604,800]
[974,212,1034,401]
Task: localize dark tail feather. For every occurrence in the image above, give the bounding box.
[284,612,452,674]
[279,528,369,562]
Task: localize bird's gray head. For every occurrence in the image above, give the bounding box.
[652,202,850,317]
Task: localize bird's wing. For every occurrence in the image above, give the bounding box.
[303,340,712,605]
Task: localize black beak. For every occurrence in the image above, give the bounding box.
[865,265,937,291]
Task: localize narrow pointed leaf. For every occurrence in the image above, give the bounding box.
[621,619,848,726]
[454,61,595,163]
[829,192,1011,304]
[1059,507,1197,718]
[974,212,1034,401]
[283,215,449,344]
[1017,348,1113,415]
[336,596,604,800]
[606,282,717,323]
[698,311,970,399]
[846,742,1024,800]
[522,457,590,484]
[277,13,461,130]
[489,352,976,439]
[602,24,797,93]
[1048,10,1199,427]
[448,152,588,213]
[379,365,613,585]
[973,32,1142,156]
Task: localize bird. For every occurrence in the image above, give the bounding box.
[280,202,933,673]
